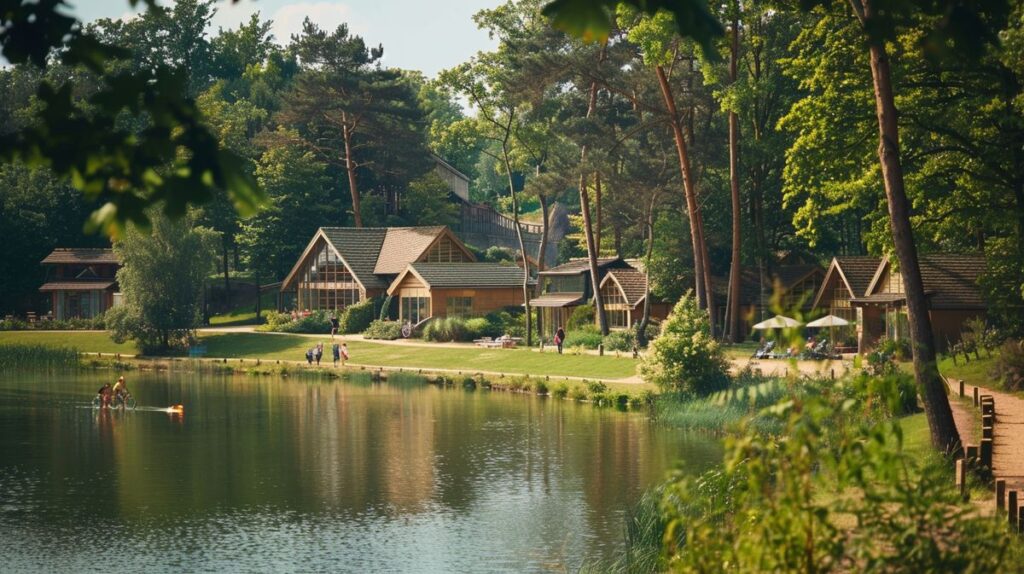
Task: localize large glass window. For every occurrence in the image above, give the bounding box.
[446,297,473,317]
[401,296,431,324]
[296,241,361,312]
[600,281,631,330]
[424,236,470,263]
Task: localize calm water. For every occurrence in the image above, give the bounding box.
[0,369,720,573]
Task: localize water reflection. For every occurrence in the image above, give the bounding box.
[0,370,720,572]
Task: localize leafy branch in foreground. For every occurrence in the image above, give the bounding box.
[0,0,265,237]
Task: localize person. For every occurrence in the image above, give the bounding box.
[341,342,349,365]
[554,326,565,355]
[804,336,815,351]
[330,314,340,339]
[315,343,323,366]
[332,342,341,367]
[305,348,314,365]
[97,382,113,408]
[112,376,127,398]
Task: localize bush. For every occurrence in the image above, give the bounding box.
[587,380,608,394]
[875,336,911,361]
[563,326,603,349]
[534,380,549,395]
[567,302,595,331]
[339,298,375,334]
[363,320,403,340]
[640,291,729,395]
[994,340,1024,391]
[552,383,569,399]
[603,329,636,352]
[0,314,107,331]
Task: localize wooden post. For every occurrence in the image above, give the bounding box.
[956,459,967,499]
[959,379,965,397]
[983,426,994,440]
[974,386,979,406]
[1009,491,1019,530]
[982,414,994,428]
[966,445,979,467]
[997,479,1007,511]
[981,438,993,469]
[1019,507,1024,535]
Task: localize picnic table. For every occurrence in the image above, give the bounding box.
[473,336,522,349]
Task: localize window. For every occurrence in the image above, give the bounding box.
[607,309,629,329]
[446,297,473,317]
[401,296,431,324]
[424,236,470,263]
[295,240,361,312]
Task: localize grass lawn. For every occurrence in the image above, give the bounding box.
[938,352,998,386]
[722,341,760,360]
[0,331,137,354]
[208,292,275,327]
[199,332,640,380]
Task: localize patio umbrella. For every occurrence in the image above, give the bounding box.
[806,314,851,351]
[752,315,803,330]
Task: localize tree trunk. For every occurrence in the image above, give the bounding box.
[222,235,230,303]
[861,0,959,454]
[655,65,709,312]
[341,112,362,227]
[580,81,608,335]
[536,191,550,337]
[501,142,533,346]
[595,172,603,255]
[637,194,658,347]
[726,13,742,343]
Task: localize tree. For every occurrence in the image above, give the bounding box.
[0,0,264,238]
[108,211,218,353]
[640,291,729,395]
[279,20,430,227]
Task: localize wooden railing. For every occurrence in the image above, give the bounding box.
[458,203,543,238]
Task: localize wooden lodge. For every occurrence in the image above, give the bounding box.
[280,226,528,324]
[38,248,121,320]
[713,264,825,341]
[848,254,987,353]
[598,268,671,330]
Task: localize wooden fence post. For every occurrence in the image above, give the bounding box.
[974,386,980,406]
[956,459,967,499]
[981,438,993,470]
[982,414,994,428]
[1009,491,1019,530]
[959,379,965,397]
[997,479,1007,511]
[983,426,994,440]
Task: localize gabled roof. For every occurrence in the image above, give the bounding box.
[812,256,882,308]
[41,248,118,265]
[432,153,470,182]
[373,226,471,274]
[388,262,527,293]
[601,269,649,306]
[713,264,824,308]
[321,227,390,289]
[540,257,630,276]
[866,254,986,310]
[39,281,116,292]
[529,292,585,308]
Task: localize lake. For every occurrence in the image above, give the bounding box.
[0,369,721,573]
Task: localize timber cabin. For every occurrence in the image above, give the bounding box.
[846,254,987,353]
[598,267,672,330]
[811,256,883,352]
[280,226,527,324]
[39,248,121,320]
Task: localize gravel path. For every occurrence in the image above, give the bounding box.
[946,377,1024,491]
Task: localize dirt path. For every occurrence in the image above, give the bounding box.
[946,378,1024,491]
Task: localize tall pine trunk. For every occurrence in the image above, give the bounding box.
[860,0,959,453]
[655,65,711,318]
[595,173,603,255]
[501,141,533,346]
[341,112,362,227]
[580,81,608,335]
[726,14,742,343]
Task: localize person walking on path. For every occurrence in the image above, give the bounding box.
[554,326,565,355]
[330,314,340,339]
[341,342,349,365]
[315,343,323,366]
[305,348,314,365]
[332,343,341,367]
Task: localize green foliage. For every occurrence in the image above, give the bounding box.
[660,381,1011,572]
[563,326,603,349]
[107,212,217,353]
[994,340,1024,392]
[363,320,403,341]
[552,383,570,399]
[640,292,729,395]
[0,314,106,331]
[603,329,636,352]
[566,302,594,331]
[338,298,375,334]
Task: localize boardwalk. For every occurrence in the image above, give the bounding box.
[948,377,1024,491]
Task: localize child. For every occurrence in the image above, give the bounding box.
[305,348,314,365]
[315,343,323,366]
[332,343,340,367]
[341,342,349,365]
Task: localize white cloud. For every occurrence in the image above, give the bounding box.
[208,0,262,34]
[269,2,365,45]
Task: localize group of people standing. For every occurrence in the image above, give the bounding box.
[305,313,349,367]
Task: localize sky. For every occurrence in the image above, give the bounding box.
[71,0,503,78]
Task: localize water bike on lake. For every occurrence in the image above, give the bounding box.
[92,377,137,410]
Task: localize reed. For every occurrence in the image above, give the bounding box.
[0,344,79,370]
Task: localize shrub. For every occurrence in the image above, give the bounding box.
[339,298,375,334]
[567,302,595,331]
[563,326,603,349]
[569,386,589,401]
[587,380,608,394]
[875,336,911,361]
[552,383,569,399]
[363,320,403,340]
[534,380,549,395]
[640,291,729,395]
[994,340,1024,391]
[603,329,636,352]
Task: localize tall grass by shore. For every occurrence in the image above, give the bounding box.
[655,376,790,434]
[0,344,79,370]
